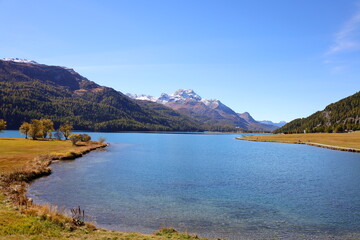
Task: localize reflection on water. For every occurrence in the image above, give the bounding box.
[21,132,360,239]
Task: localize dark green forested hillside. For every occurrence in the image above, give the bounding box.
[274,91,360,133]
[0,60,207,131]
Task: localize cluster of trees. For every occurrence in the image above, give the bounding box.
[19,119,73,140]
[68,133,91,146]
[1,117,93,145]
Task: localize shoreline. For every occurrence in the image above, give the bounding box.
[0,140,108,206]
[235,137,360,153]
[0,138,212,240]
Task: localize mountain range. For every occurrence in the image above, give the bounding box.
[275,91,360,133]
[127,90,284,131]
[0,58,284,132]
[259,120,287,128]
[0,58,207,132]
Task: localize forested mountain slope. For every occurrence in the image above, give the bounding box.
[0,59,204,131]
[274,91,360,133]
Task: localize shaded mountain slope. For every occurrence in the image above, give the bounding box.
[237,112,278,132]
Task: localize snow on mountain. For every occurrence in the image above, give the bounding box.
[128,89,205,104]
[126,93,137,99]
[156,89,203,103]
[126,93,158,102]
[2,58,76,74]
[127,89,231,112]
[2,58,39,64]
[127,89,283,131]
[172,89,202,102]
[201,99,220,108]
[157,93,170,103]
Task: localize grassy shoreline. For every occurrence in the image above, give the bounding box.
[237,132,360,152]
[0,137,213,240]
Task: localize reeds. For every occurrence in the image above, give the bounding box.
[71,206,85,226]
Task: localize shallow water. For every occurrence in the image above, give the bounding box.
[5,131,360,239]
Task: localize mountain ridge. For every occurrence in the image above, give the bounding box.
[127,90,282,131]
[259,120,287,128]
[274,91,360,133]
[0,58,285,132]
[0,59,206,132]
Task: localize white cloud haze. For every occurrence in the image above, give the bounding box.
[327,6,360,55]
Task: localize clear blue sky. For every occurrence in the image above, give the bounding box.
[1,0,359,122]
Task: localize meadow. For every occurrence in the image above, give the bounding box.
[237,132,360,151]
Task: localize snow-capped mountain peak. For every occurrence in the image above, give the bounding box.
[128,89,204,104]
[2,58,39,64]
[201,99,220,108]
[126,93,158,102]
[127,89,221,108]
[172,89,202,102]
[157,93,171,103]
[126,89,283,131]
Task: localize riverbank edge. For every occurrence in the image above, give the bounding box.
[236,137,360,153]
[0,139,214,240]
[0,141,108,228]
[0,140,107,204]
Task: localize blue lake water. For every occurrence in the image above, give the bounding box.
[4,131,360,239]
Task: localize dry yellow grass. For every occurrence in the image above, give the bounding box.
[0,137,103,174]
[237,132,360,150]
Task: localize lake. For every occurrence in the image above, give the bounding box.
[5,131,360,239]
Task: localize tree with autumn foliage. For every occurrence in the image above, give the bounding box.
[19,122,31,139]
[41,119,55,138]
[0,119,6,133]
[59,123,73,140]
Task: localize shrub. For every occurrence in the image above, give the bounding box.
[80,134,91,142]
[68,134,82,146]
